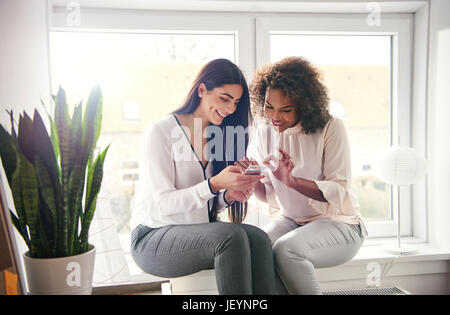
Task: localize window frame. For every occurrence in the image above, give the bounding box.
[48,5,429,288]
[50,7,255,285]
[51,8,418,238]
[50,6,255,79]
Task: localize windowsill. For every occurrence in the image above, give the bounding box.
[350,237,450,265]
[94,236,449,295]
[315,239,450,287]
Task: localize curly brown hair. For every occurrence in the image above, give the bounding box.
[250,56,331,134]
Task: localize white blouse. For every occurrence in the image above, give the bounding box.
[247,117,363,225]
[131,115,230,229]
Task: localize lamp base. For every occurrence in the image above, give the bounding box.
[382,244,417,255]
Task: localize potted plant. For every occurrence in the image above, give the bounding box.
[0,86,108,294]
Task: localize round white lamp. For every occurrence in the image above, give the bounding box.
[372,145,427,255]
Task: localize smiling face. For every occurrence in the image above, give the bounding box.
[197,83,243,125]
[264,87,300,132]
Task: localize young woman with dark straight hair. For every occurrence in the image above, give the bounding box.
[131,59,276,295]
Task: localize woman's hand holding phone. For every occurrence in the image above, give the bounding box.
[209,165,264,194]
[224,189,252,204]
[234,157,259,174]
[236,157,271,201]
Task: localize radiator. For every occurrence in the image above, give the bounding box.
[323,286,411,295]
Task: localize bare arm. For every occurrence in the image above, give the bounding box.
[253,181,267,203]
[287,176,327,202]
[266,148,327,202]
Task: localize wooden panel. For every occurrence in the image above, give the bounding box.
[0,176,25,295]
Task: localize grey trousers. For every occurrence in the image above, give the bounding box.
[263,216,365,295]
[131,222,276,295]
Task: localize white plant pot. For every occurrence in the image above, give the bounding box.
[23,246,95,295]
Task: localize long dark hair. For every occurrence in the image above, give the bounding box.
[173,58,251,223]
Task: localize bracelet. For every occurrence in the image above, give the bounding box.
[223,190,235,206]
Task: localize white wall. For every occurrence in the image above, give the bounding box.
[427,0,450,250]
[0,0,51,288]
[0,0,51,129]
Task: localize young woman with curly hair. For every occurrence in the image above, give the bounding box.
[235,56,367,295]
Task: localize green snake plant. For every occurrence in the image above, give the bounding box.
[0,86,109,258]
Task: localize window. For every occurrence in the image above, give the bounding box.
[256,14,414,237]
[271,34,392,221]
[122,101,140,123]
[121,160,139,185]
[50,6,256,284]
[50,30,239,283]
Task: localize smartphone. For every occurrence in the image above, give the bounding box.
[244,165,262,175]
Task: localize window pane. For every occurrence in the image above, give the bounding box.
[50,31,236,280]
[271,34,392,221]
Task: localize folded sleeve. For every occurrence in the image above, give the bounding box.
[263,180,280,210]
[216,190,234,211]
[309,118,360,217]
[142,123,216,216]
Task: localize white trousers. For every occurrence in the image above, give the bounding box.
[263,216,365,295]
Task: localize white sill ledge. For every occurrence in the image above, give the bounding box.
[316,239,450,285]
[350,238,450,265]
[95,237,450,292]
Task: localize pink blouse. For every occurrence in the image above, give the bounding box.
[247,117,364,226]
